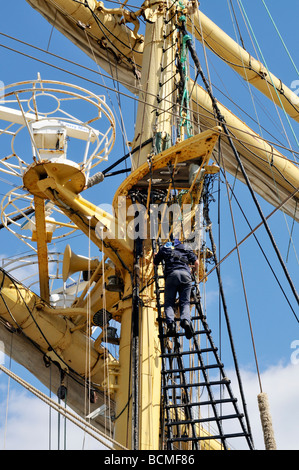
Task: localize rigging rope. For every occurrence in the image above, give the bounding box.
[0,364,127,450]
[1,36,299,168]
[225,1,299,265]
[202,177,254,444]
[237,0,299,151]
[85,218,92,431]
[228,0,246,49]
[260,0,299,78]
[84,30,132,172]
[73,0,142,67]
[178,30,193,138]
[196,185,299,322]
[217,142,263,393]
[178,17,299,308]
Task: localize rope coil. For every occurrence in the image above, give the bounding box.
[257,392,277,450]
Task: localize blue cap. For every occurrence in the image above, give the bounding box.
[174,238,181,246]
[165,241,172,248]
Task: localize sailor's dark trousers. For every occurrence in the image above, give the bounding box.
[164,269,192,324]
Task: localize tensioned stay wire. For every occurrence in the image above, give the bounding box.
[0,364,127,450]
[0,12,298,286]
[226,1,298,266]
[83,216,92,450]
[83,28,133,171]
[237,0,299,151]
[260,0,299,78]
[2,333,13,450]
[0,36,298,168]
[218,141,263,393]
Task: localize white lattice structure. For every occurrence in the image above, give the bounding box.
[0,77,115,180]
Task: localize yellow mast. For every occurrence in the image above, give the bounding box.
[0,0,297,451]
[0,72,221,450]
[124,3,163,449]
[26,0,299,123]
[24,0,299,219]
[114,1,175,448]
[112,1,223,449]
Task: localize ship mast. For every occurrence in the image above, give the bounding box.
[1,0,298,451]
[131,0,173,169]
[22,0,299,219]
[114,0,175,449]
[113,0,224,450]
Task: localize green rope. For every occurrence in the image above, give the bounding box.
[179,32,193,138]
[260,0,299,78]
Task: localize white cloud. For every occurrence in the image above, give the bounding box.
[0,389,107,450]
[228,361,299,450]
[0,361,298,450]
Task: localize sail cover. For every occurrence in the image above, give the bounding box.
[25,0,299,221]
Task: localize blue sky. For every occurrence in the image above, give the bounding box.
[0,0,298,450]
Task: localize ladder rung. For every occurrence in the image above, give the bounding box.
[167,413,244,427]
[191,315,206,321]
[162,379,230,389]
[159,329,213,340]
[194,328,212,335]
[156,274,252,449]
[167,432,249,443]
[161,346,217,358]
[162,363,223,374]
[165,398,238,409]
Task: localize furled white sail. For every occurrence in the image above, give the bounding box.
[25,0,298,220]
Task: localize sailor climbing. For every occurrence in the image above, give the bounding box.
[154,239,199,339]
